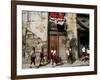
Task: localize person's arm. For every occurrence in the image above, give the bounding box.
[30,50,33,56]
[51,50,53,53]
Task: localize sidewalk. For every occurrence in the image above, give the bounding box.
[22,59,89,69]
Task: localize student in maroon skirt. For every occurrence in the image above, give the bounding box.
[39,48,44,66]
[82,47,86,61]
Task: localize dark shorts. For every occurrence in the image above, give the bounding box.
[31,57,35,62]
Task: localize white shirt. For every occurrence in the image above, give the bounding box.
[51,50,56,55]
[66,50,70,56]
[53,50,56,55]
[82,47,85,52]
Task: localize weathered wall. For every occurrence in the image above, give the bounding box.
[65,13,78,59]
[22,11,48,60]
[59,36,66,60]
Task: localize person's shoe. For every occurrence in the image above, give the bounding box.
[30,65,32,68]
[39,64,42,66]
[36,66,39,68]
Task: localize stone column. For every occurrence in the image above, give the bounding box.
[65,13,78,60]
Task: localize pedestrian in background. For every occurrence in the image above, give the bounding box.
[82,47,86,62]
[39,48,44,66]
[67,48,73,64]
[52,49,57,66]
[30,47,36,68]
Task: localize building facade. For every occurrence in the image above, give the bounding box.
[22,11,89,64]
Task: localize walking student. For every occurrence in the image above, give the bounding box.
[66,48,70,63]
[66,48,73,64]
[51,49,57,66]
[39,48,44,66]
[30,47,36,68]
[82,47,86,62]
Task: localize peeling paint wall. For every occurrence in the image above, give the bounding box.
[22,11,48,59]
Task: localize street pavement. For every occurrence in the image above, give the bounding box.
[22,59,89,69]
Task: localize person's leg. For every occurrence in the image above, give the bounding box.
[70,55,73,64]
[68,56,69,63]
[40,58,42,66]
[52,59,54,66]
[30,57,33,68]
[68,56,71,63]
[31,61,32,65]
[55,57,57,65]
[53,56,56,66]
[33,58,35,65]
[82,55,85,61]
[30,61,32,67]
[42,57,45,64]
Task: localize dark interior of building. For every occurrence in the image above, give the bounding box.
[77,14,89,58]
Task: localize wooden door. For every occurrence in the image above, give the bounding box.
[48,35,59,59]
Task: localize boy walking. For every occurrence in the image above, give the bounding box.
[30,47,36,68]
